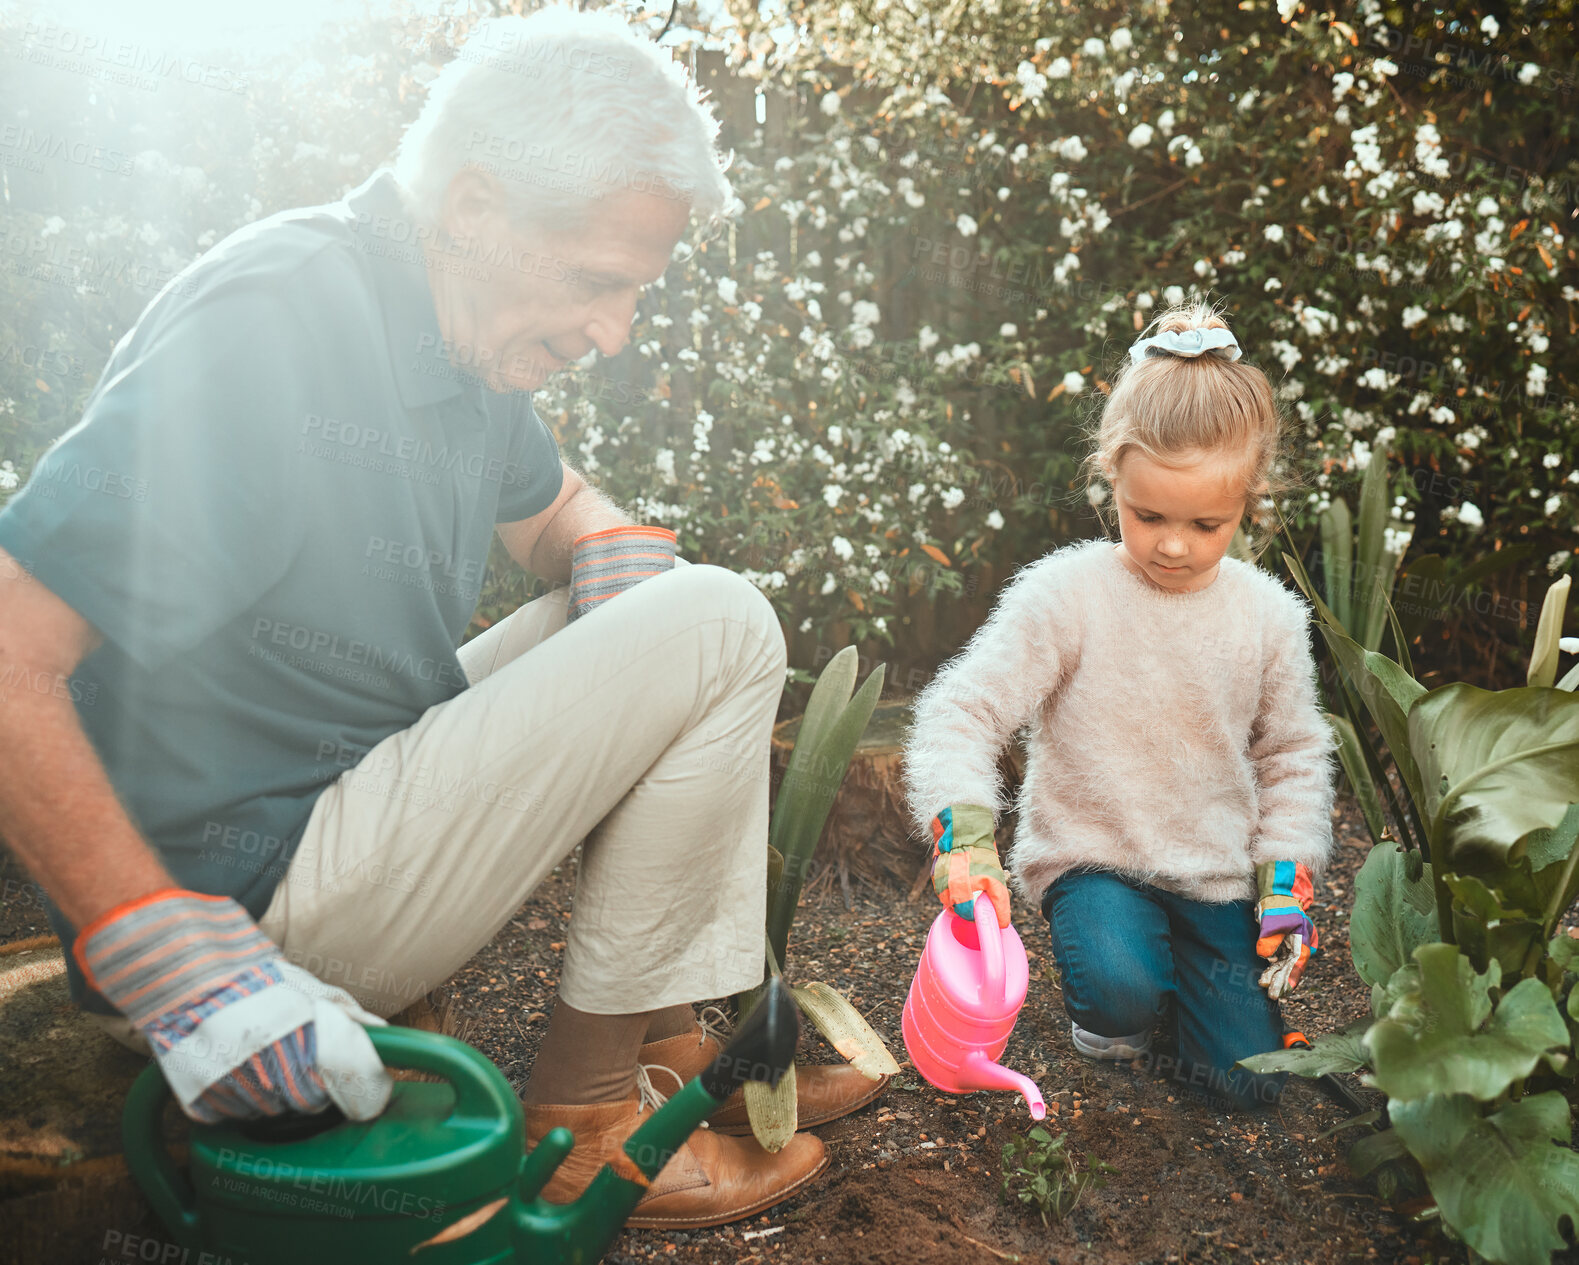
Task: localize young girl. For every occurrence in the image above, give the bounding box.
[901,301,1338,1113]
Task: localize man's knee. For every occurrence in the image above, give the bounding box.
[675,565,786,672]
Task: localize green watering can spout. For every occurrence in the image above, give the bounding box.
[123,979,803,1265]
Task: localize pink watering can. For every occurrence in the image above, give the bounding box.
[902,892,1046,1119]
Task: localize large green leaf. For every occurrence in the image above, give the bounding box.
[1365,944,1568,1102]
[1390,1092,1579,1265]
[790,982,901,1080]
[1523,804,1579,874]
[1350,845,1440,988]
[1237,1026,1369,1077]
[1315,623,1427,809]
[1409,684,1579,869]
[1327,713,1389,847]
[1528,575,1571,690]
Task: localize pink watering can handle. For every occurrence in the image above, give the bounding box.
[971,891,1006,1007]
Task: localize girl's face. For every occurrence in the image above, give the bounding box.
[1109,449,1248,592]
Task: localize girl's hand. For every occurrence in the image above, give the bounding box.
[1254,860,1318,998]
[929,804,1012,928]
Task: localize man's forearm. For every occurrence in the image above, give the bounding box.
[0,685,175,931]
[528,484,635,583]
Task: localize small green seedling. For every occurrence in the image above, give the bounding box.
[999,1127,1114,1227]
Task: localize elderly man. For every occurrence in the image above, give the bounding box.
[0,6,883,1229]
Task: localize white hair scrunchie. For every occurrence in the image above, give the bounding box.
[1128,326,1243,364]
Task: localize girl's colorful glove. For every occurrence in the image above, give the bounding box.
[74,888,392,1124]
[566,525,678,623]
[930,804,1011,928]
[1254,860,1318,999]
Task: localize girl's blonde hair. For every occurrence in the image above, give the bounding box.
[1078,298,1301,559]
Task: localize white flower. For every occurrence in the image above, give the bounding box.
[41,215,65,238]
[823,485,844,508]
[1264,224,1285,243]
[1193,257,1213,278]
[1270,340,1301,371]
[1480,14,1499,38]
[798,617,813,633]
[1413,122,1450,180]
[851,300,881,327]
[1015,60,1048,101]
[806,299,822,322]
[1056,135,1088,162]
[1000,323,1018,337]
[1546,495,1564,517]
[716,276,739,305]
[1277,0,1299,20]
[1298,305,1337,338]
[820,91,841,116]
[1401,305,1428,330]
[918,325,940,353]
[0,460,17,492]
[1264,276,1283,292]
[1127,122,1154,149]
[1429,406,1455,425]
[1359,367,1395,390]
[956,213,978,237]
[1110,27,1133,51]
[941,487,965,510]
[1476,196,1500,217]
[1164,285,1185,306]
[1518,63,1540,85]
[1087,482,1109,507]
[1413,190,1445,217]
[821,572,839,595]
[827,425,843,446]
[1048,56,1072,78]
[1544,452,1563,469]
[1527,364,1548,396]
[1456,501,1484,529]
[1372,58,1398,77]
[1082,37,1106,58]
[986,510,1005,530]
[830,535,854,561]
[1062,370,1086,394]
[1332,71,1355,100]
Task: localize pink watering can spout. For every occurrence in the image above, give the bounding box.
[902,892,1046,1120]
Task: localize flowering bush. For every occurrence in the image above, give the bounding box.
[2,0,1574,685]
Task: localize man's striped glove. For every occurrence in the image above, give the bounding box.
[929,804,1011,928]
[566,525,678,624]
[1254,861,1318,999]
[74,888,392,1124]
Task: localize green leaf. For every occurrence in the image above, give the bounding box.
[742,1059,798,1153]
[1315,623,1427,809]
[1522,804,1579,874]
[1443,871,1544,977]
[1321,497,1354,633]
[1528,575,1571,690]
[766,652,886,967]
[1313,1109,1382,1143]
[1350,845,1440,988]
[1328,712,1389,847]
[789,982,901,1080]
[1390,1092,1579,1265]
[1353,453,1392,651]
[1366,945,1568,1102]
[1346,1126,1409,1179]
[1409,684,1579,869]
[1237,1028,1369,1077]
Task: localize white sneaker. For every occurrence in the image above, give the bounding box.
[1069,1022,1152,1060]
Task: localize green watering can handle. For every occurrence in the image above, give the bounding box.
[122,1023,512,1254]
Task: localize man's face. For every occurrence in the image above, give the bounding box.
[430,169,691,393]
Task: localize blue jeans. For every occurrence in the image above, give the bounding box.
[1040,869,1288,1112]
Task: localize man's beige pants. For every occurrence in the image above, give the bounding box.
[88,562,784,1056]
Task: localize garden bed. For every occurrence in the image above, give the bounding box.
[1,789,1561,1263]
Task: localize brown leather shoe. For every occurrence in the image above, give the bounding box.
[639,1026,891,1135]
[522,1096,828,1229]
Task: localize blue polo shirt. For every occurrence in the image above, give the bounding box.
[0,169,564,1013]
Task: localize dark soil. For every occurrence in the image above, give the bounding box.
[417,792,1446,1265]
[6,791,1573,1264]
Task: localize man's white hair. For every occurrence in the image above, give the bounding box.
[393,6,733,231]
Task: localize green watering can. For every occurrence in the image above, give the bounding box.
[122,979,801,1265]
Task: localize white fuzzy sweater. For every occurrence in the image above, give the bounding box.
[902,538,1339,905]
